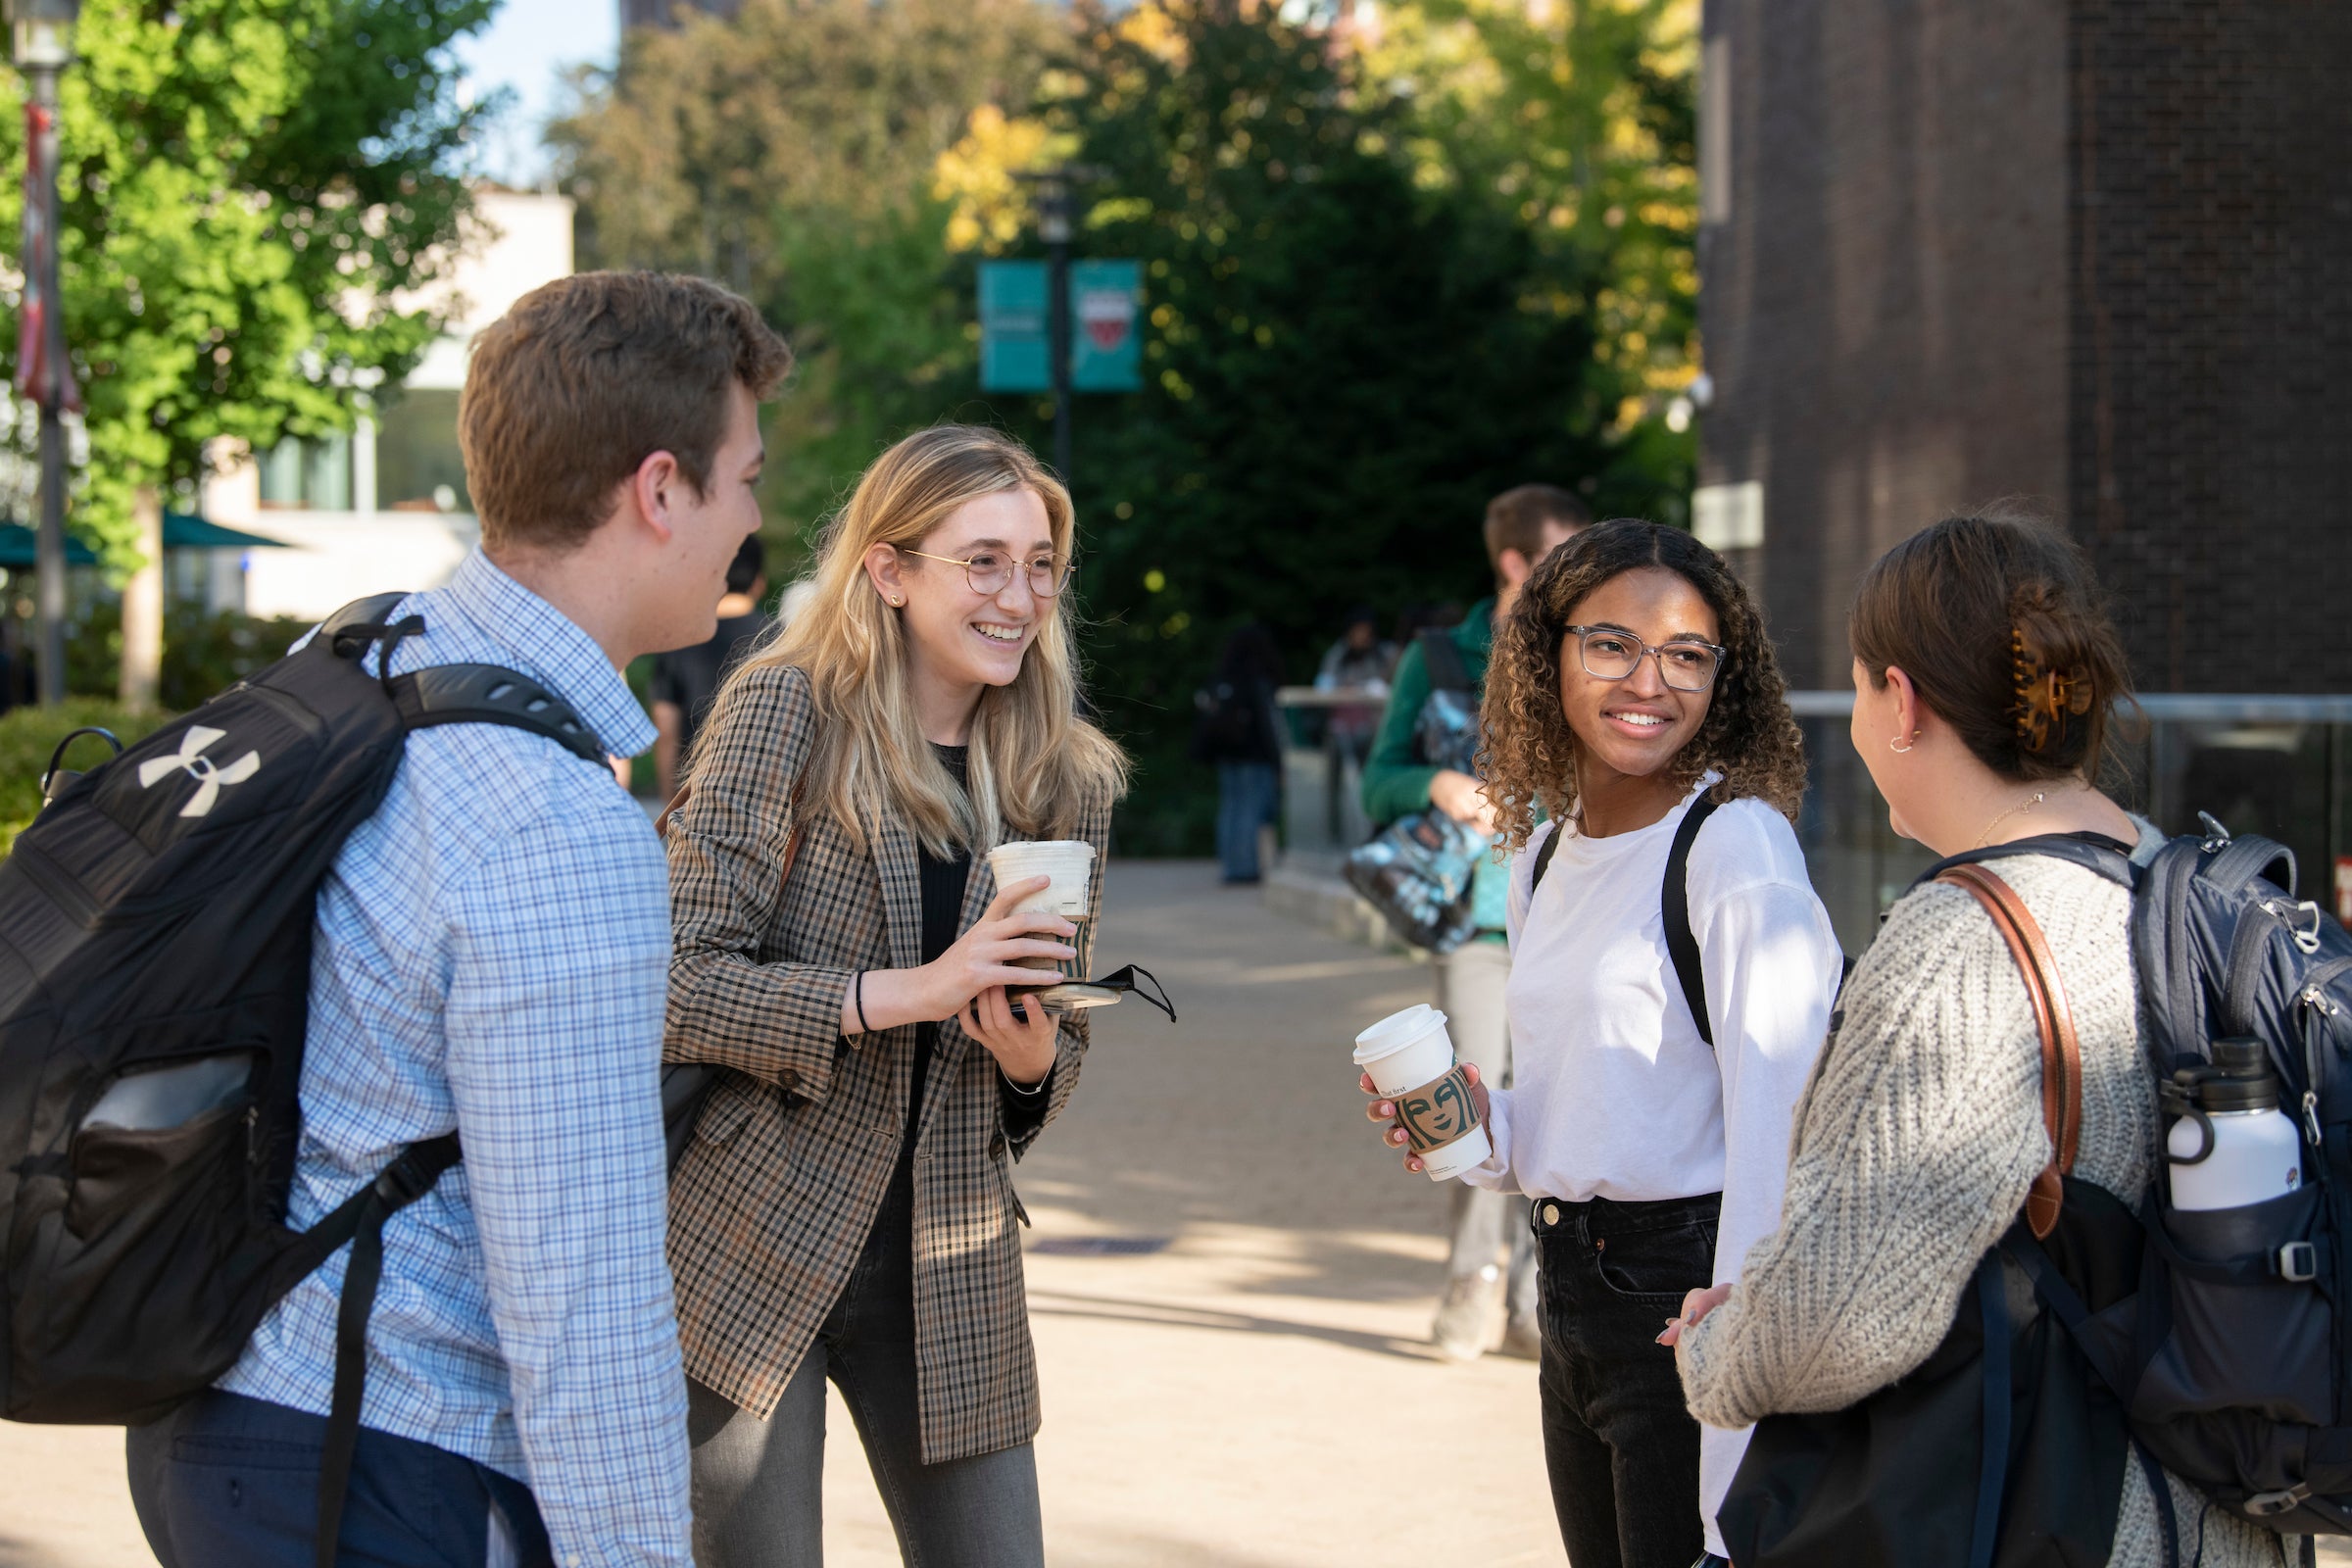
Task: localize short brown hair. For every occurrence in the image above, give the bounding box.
[1484,483,1592,570]
[1850,511,2134,783]
[459,271,794,553]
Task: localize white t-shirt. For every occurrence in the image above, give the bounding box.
[1467,783,1841,1556]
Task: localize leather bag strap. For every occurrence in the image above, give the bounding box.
[1936,861,2083,1239]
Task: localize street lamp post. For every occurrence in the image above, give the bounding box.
[10,0,79,708]
[1013,165,1107,487]
[1037,180,1074,485]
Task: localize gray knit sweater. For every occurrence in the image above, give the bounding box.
[1676,837,2291,1567]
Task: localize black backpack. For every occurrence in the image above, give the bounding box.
[1733,821,2349,1565]
[0,593,604,1560]
[2030,818,2347,1541]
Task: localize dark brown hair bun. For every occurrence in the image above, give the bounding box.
[1850,511,2133,783]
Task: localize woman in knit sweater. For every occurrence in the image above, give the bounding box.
[1668,513,2283,1567]
[1366,519,1842,1568]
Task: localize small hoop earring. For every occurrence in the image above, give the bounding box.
[1888,732,1916,755]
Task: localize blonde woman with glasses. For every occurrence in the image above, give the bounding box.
[662,424,1126,1567]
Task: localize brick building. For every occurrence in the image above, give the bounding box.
[1694,0,2352,696]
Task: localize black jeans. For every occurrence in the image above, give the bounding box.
[687,1167,1043,1568]
[1533,1191,1719,1568]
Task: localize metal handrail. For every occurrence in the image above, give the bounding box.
[1275,685,1391,710]
[1788,690,2352,722]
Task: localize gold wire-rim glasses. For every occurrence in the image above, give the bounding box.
[897,546,1074,599]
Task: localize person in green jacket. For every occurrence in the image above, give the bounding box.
[1362,483,1590,1360]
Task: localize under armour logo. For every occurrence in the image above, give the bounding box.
[137,726,262,818]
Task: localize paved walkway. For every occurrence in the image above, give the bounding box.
[2,860,2340,1566]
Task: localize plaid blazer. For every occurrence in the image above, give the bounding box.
[662,662,1106,1463]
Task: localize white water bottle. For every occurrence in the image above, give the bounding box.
[2165,1037,2306,1211]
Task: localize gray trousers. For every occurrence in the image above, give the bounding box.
[687,1173,1044,1568]
[1436,938,1537,1318]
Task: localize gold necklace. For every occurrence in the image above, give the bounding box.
[1975,791,2048,848]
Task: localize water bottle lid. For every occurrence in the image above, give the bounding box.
[2198,1037,2281,1112]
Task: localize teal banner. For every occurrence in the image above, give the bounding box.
[978,259,1144,395]
[1069,259,1143,393]
[979,262,1051,393]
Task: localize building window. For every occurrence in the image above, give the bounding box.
[256,431,352,512]
[375,389,471,514]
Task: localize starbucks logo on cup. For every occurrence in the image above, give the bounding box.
[1396,1064,1483,1153]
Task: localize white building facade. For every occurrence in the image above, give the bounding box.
[201,188,575,619]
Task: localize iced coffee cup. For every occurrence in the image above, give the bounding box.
[1353,1003,1493,1181]
[985,839,1096,988]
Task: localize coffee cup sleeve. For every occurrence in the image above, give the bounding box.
[1394,1064,1485,1155]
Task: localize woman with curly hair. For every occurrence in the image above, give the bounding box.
[1364,517,1841,1568]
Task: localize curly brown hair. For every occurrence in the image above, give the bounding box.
[1480,517,1809,852]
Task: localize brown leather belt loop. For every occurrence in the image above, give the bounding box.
[1936,862,2083,1240]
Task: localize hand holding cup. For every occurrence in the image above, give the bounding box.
[1352,1004,1494,1180]
[1363,1061,1490,1175]
[915,876,1077,1021]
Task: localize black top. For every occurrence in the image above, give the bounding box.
[907,746,972,1148]
[899,749,1056,1165]
[648,610,771,760]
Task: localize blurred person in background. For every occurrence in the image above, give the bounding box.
[1362,483,1590,1360]
[1315,605,1396,842]
[651,535,774,802]
[1194,622,1288,884]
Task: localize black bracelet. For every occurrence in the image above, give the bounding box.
[854,971,872,1034]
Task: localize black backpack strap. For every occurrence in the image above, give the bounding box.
[1531,820,1564,894]
[2133,836,2208,1074]
[387,664,605,763]
[1922,832,2137,892]
[320,592,412,640]
[1969,1249,2013,1568]
[1665,795,1721,1048]
[2206,830,2296,902]
[1417,627,1472,696]
[309,1133,462,1568]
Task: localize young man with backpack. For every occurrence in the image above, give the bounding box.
[117,272,793,1565]
[1360,483,1589,1360]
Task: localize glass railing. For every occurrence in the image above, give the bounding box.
[1278,687,2352,955]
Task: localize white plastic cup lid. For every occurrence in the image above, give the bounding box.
[1352,1004,1450,1067]
[988,840,1096,870]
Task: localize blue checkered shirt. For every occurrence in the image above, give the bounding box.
[220,552,692,1566]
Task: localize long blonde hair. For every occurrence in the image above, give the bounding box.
[710,424,1128,855]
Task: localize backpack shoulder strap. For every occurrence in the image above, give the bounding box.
[1936,861,2082,1239]
[2206,830,2296,902]
[308,1132,462,1568]
[1531,820,1564,895]
[386,663,605,763]
[320,592,412,639]
[1417,627,1472,696]
[1664,795,1722,1049]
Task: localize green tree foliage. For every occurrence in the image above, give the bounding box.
[0,0,497,563]
[553,0,1698,854]
[965,2,1696,851]
[552,0,1061,547]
